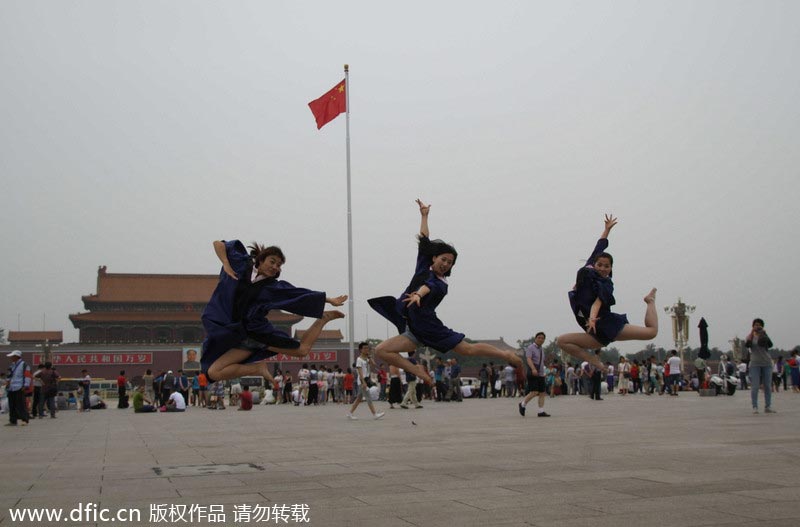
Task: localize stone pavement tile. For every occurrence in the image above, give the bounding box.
[353,485,523,506]
[235,471,314,485]
[104,493,267,509]
[311,473,385,488]
[710,523,777,527]
[603,479,781,499]
[101,485,180,501]
[406,461,502,474]
[729,502,800,521]
[321,499,478,522]
[175,485,264,498]
[262,483,423,502]
[284,496,365,511]
[402,473,481,491]
[346,517,417,527]
[528,506,745,527]
[28,477,103,491]
[19,486,101,500]
[578,492,768,514]
[284,464,356,478]
[100,470,162,481]
[101,477,176,492]
[734,486,800,500]
[232,478,330,493]
[13,496,102,509]
[343,462,422,475]
[464,489,636,511]
[168,474,249,489]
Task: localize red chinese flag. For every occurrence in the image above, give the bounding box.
[308,79,346,129]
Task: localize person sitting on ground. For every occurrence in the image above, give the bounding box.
[89,391,107,410]
[133,385,157,413]
[230,380,242,407]
[238,385,253,411]
[55,392,68,411]
[164,390,186,412]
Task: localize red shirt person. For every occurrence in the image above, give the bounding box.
[238,386,253,411]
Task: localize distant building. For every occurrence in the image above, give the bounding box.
[1,266,349,380]
[7,331,63,346]
[68,265,302,344]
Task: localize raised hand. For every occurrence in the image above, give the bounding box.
[326,295,348,307]
[601,214,618,239]
[416,199,431,216]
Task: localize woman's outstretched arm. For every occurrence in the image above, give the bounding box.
[416,198,430,238]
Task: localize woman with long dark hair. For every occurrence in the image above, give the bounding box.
[369,199,522,383]
[557,215,658,371]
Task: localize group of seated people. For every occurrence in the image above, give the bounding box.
[132,385,185,412]
[133,384,254,412]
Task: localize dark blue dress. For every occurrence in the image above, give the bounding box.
[368,236,465,353]
[568,238,628,346]
[201,240,326,374]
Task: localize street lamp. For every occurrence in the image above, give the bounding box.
[728,337,743,362]
[664,298,695,375]
[35,338,58,365]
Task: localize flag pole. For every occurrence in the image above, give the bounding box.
[344,63,355,368]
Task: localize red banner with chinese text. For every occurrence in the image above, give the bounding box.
[33,352,154,365]
[266,351,338,363]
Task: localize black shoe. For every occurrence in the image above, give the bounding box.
[537,412,551,417]
[595,397,604,401]
[518,402,526,416]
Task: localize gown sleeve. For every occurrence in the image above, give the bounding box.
[586,238,609,267]
[224,240,252,278]
[415,236,434,274]
[592,276,616,308]
[244,281,326,336]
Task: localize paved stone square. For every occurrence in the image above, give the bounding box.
[1,390,797,527]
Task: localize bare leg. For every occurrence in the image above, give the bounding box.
[375,335,432,384]
[556,333,605,370]
[269,311,345,356]
[615,288,658,341]
[452,341,523,369]
[207,348,274,383]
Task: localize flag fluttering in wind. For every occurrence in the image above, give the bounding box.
[308,79,346,129]
[308,65,356,368]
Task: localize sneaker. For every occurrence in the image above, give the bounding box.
[400,404,409,409]
[518,402,526,416]
[537,412,551,417]
[346,413,358,420]
[753,408,759,414]
[765,407,776,414]
[19,421,28,426]
[373,412,385,420]
[415,405,424,409]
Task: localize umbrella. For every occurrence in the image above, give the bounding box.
[698,317,710,359]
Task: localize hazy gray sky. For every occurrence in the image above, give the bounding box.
[2,1,798,355]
